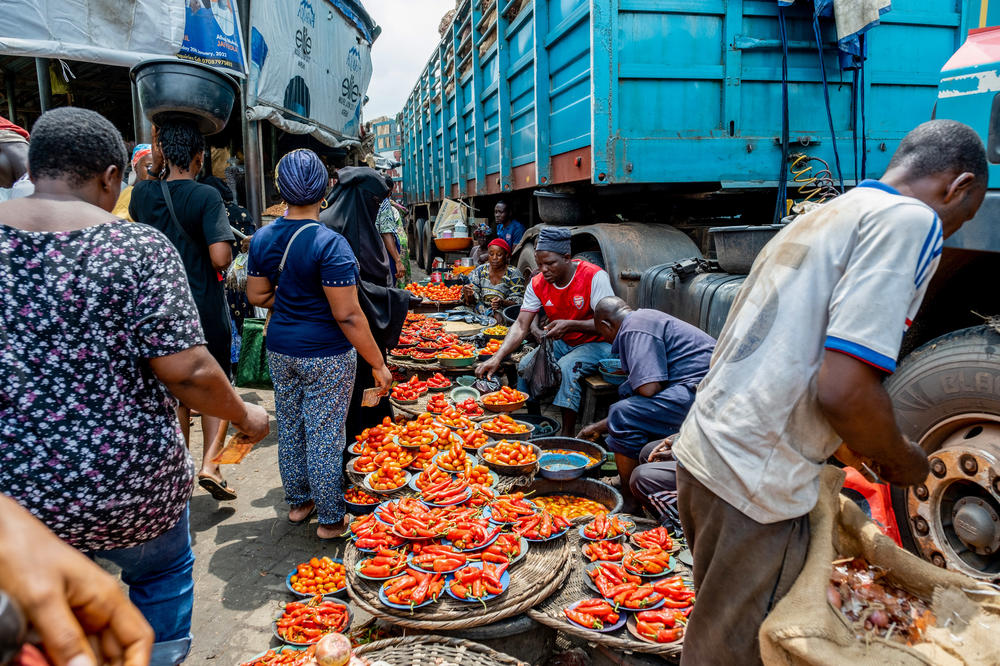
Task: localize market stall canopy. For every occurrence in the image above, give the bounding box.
[0,0,186,68]
[246,0,379,148]
[0,0,246,76]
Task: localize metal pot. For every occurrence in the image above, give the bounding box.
[130,59,239,135]
[534,190,584,225]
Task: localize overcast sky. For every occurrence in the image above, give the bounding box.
[363,0,456,121]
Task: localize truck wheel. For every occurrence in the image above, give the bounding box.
[572,250,606,270]
[886,325,1000,582]
[414,218,427,269]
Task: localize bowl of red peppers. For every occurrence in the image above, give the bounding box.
[564,598,627,633]
[272,597,352,645]
[445,561,510,603]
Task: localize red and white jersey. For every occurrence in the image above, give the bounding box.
[521,260,615,346]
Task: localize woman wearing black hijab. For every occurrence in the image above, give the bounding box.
[319,166,410,438]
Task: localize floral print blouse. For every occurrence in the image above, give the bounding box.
[466,263,526,315]
[0,220,204,551]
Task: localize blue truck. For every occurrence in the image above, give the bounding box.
[400,0,1000,583]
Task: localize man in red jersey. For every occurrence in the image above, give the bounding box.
[477,227,614,435]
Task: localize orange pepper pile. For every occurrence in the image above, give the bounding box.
[456,427,488,451]
[483,440,537,466]
[478,339,503,356]
[482,386,527,405]
[367,464,408,491]
[481,413,530,436]
[435,440,468,472]
[461,463,492,486]
[533,494,608,520]
[344,487,378,505]
[288,556,346,596]
[436,344,475,359]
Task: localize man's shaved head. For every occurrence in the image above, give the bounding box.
[595,297,633,342]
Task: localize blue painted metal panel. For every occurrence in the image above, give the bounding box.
[400,0,975,203]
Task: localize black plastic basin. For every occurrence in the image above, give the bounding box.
[130,59,239,135]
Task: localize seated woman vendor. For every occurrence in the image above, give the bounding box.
[461,238,526,315]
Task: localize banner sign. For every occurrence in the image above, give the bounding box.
[249,0,372,140]
[179,0,247,77]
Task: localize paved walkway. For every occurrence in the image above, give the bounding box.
[184,387,367,664]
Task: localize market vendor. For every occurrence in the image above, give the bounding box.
[579,297,714,501]
[672,120,987,665]
[461,238,526,315]
[476,227,615,436]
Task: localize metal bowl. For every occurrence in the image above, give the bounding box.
[477,441,542,476]
[481,419,535,441]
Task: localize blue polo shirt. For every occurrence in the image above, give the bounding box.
[247,218,358,358]
[612,309,715,392]
[496,219,525,248]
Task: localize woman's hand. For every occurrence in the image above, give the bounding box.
[461,284,475,305]
[489,296,503,311]
[233,403,270,443]
[372,364,393,396]
[0,496,154,666]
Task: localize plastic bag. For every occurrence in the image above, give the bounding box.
[520,338,561,400]
[234,317,272,390]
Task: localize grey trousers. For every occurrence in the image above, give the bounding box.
[677,466,809,666]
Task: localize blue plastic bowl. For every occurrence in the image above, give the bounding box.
[456,375,478,387]
[538,451,591,480]
[598,358,627,386]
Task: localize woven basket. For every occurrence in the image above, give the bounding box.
[345,527,571,630]
[354,634,524,665]
[526,524,689,658]
[523,478,624,520]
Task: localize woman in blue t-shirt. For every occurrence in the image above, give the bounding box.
[247,149,392,539]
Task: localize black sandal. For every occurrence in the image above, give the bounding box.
[198,475,238,501]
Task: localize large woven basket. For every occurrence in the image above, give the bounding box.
[354,634,524,665]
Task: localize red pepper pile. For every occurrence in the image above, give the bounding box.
[381,567,445,607]
[274,598,349,644]
[582,514,633,540]
[357,549,408,579]
[425,372,451,389]
[471,533,521,564]
[410,543,468,572]
[513,508,571,540]
[489,493,536,522]
[564,598,621,630]
[651,575,696,609]
[419,476,470,505]
[446,519,501,550]
[588,562,665,609]
[241,645,316,665]
[623,547,673,575]
[636,609,687,643]
[582,540,624,562]
[632,525,674,550]
[449,562,508,600]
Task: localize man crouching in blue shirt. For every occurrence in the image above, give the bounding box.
[580,297,715,505]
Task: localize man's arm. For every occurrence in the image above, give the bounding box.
[544,317,597,339]
[476,309,536,378]
[634,381,664,398]
[817,350,928,485]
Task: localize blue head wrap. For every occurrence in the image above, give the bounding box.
[275,149,328,205]
[535,226,572,255]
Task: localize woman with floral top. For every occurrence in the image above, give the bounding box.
[0,107,269,666]
[461,238,526,315]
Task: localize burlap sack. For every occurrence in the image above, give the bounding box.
[760,466,1000,665]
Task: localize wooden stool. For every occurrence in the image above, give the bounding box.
[579,374,619,426]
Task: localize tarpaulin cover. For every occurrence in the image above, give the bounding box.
[248,0,374,142]
[0,0,186,67]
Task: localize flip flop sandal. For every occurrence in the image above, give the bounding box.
[317,521,349,542]
[197,475,237,501]
[288,504,318,525]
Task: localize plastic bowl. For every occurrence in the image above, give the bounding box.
[130,59,239,135]
[437,355,478,369]
[449,387,480,403]
[532,437,607,476]
[435,237,473,252]
[538,452,590,480]
[456,375,478,387]
[481,393,528,413]
[598,358,628,386]
[343,494,379,515]
[477,441,542,476]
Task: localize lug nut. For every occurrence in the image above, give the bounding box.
[961,455,979,476]
[931,553,947,568]
[931,459,947,478]
[914,517,930,536]
[914,485,929,501]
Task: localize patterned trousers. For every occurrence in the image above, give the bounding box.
[268,349,357,524]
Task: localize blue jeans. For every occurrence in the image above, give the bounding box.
[517,339,613,411]
[90,507,194,666]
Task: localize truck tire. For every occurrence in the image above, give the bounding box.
[414,218,427,269]
[885,325,1000,581]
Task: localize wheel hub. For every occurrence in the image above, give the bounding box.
[906,419,1000,580]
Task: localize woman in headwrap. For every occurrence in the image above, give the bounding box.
[110,143,154,220]
[247,149,392,539]
[461,238,525,315]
